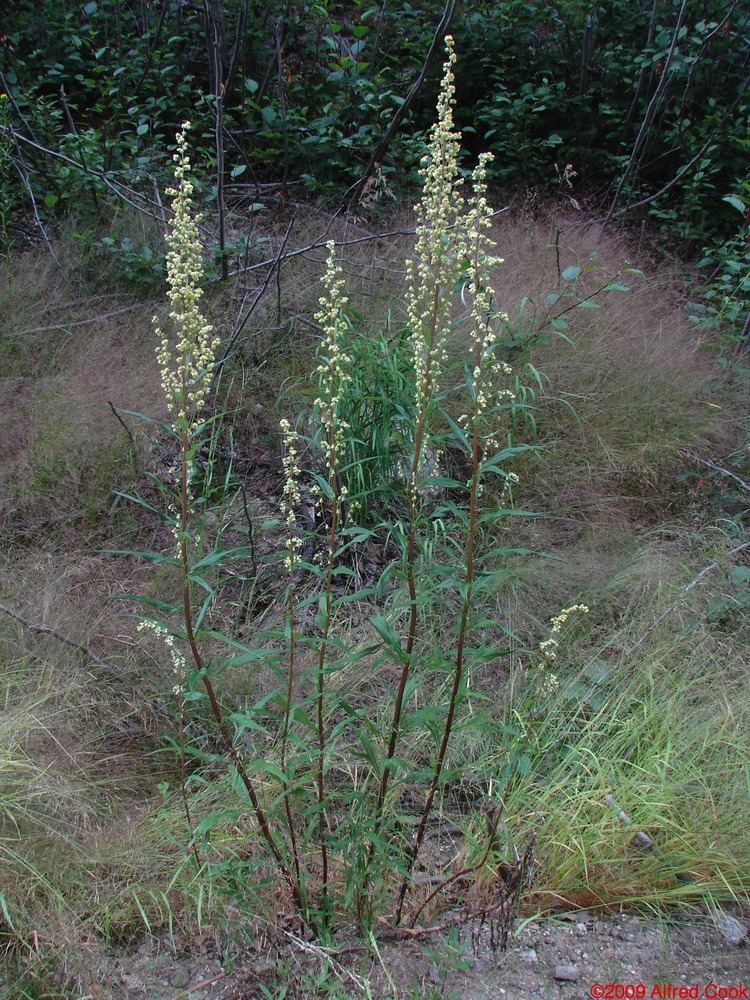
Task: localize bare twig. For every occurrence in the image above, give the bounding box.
[604,0,689,224]
[8,143,67,279]
[684,542,750,592]
[3,128,178,230]
[275,18,289,197]
[343,0,457,207]
[59,84,100,210]
[12,303,142,336]
[216,212,297,372]
[108,400,139,474]
[133,0,171,96]
[409,804,504,927]
[283,932,367,992]
[612,132,720,217]
[679,449,750,494]
[0,601,106,667]
[224,0,249,98]
[206,3,228,280]
[623,0,660,136]
[225,209,507,282]
[0,70,39,143]
[187,972,226,993]
[239,483,259,580]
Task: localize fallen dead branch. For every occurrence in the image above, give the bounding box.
[0,600,108,669]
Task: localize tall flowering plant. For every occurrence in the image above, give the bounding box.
[141,41,536,938]
[148,122,301,911]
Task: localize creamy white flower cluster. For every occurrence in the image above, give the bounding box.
[154,122,221,429]
[314,242,351,478]
[459,153,514,459]
[406,35,468,427]
[137,619,187,696]
[279,418,303,573]
[540,603,589,661]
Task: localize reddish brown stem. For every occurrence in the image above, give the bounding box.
[369,280,442,856]
[316,429,339,915]
[178,704,203,870]
[408,805,502,927]
[280,583,302,890]
[177,423,298,906]
[395,343,483,925]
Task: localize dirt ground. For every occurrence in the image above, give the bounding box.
[90,910,749,999]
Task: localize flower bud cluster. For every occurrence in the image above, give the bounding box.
[407,35,468,426]
[458,153,515,458]
[540,604,589,661]
[137,619,187,696]
[154,122,221,430]
[279,418,303,572]
[314,242,351,478]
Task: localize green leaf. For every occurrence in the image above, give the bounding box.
[481,443,535,472]
[291,705,315,729]
[561,265,581,281]
[357,727,381,774]
[192,546,254,571]
[226,647,270,667]
[722,195,745,214]
[113,594,179,615]
[136,123,149,136]
[333,586,381,607]
[442,411,469,450]
[229,711,268,735]
[250,759,288,783]
[105,548,178,566]
[370,614,403,659]
[193,808,243,840]
[478,508,537,524]
[230,164,247,179]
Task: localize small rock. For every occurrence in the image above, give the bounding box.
[518,948,538,965]
[170,966,190,989]
[576,923,588,934]
[428,964,440,984]
[713,911,748,946]
[554,964,580,982]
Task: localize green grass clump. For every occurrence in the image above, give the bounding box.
[494,559,749,910]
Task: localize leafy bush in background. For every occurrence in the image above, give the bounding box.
[1,0,747,250]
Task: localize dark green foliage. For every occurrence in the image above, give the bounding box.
[1,1,746,245]
[1,1,747,349]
